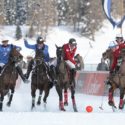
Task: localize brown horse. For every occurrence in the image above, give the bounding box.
[0,46,23,111]
[31,49,51,109]
[102,48,125,109]
[55,45,78,112]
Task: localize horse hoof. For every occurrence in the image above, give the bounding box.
[7,102,11,107]
[119,106,123,109]
[73,105,78,112]
[64,102,68,106]
[31,104,35,110]
[37,101,41,105]
[119,104,124,109]
[60,108,66,111]
[74,108,78,112]
[31,106,34,110]
[108,101,114,106]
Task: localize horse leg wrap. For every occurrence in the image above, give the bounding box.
[59,101,65,111]
[119,99,124,109]
[0,102,3,111]
[64,92,68,105]
[108,92,113,101]
[72,98,76,105]
[108,92,115,106]
[72,98,78,112]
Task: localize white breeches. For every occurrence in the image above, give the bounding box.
[65,60,75,69]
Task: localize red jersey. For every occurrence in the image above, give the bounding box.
[111,42,125,71]
[63,43,77,64]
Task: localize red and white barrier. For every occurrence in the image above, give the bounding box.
[75,71,109,96]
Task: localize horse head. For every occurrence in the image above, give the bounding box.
[34,49,44,65]
[9,47,23,63]
[55,44,67,74]
[55,44,63,61]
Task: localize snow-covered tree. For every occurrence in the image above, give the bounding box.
[4,0,16,25]
[57,0,69,25]
[15,25,22,40]
[15,0,27,25]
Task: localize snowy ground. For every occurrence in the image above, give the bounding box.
[0,78,125,125]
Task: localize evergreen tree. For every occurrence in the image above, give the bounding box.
[15,25,22,40]
[28,25,35,38]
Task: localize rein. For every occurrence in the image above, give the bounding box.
[0,64,9,76]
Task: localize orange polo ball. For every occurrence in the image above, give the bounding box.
[86,105,93,113]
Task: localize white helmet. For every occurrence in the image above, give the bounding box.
[116,34,123,40]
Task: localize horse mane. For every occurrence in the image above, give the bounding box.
[33,48,48,75]
[35,48,44,61]
[56,45,68,76]
[8,46,23,64]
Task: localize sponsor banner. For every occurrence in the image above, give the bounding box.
[76,71,109,96]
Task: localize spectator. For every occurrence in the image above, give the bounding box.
[97,58,109,71]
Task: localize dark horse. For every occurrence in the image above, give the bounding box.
[31,49,51,109]
[55,45,78,112]
[103,48,125,109]
[0,46,23,111]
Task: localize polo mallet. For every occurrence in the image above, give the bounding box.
[99,80,108,110]
[83,41,93,60]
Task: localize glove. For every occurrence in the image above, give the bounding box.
[16,47,22,51]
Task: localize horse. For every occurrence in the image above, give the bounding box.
[55,45,78,112]
[102,48,125,109]
[0,46,23,111]
[31,49,51,109]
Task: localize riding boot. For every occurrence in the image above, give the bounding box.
[24,60,33,79]
[16,65,29,83]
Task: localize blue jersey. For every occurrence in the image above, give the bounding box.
[24,40,50,62]
[0,44,21,64]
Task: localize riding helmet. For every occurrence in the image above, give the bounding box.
[2,39,9,43]
[116,34,123,41]
[37,36,44,44]
[69,38,77,46]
